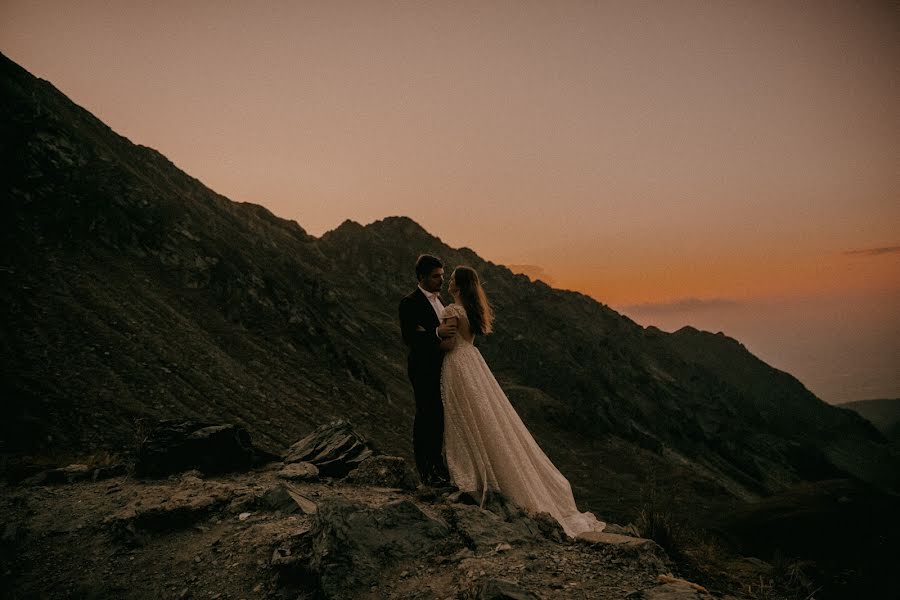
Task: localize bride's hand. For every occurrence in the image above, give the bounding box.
[438,319,458,338]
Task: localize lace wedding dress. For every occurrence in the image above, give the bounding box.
[440,303,606,538]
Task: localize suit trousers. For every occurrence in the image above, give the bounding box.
[410,368,450,483]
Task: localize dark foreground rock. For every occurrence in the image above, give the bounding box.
[261,482,318,515]
[134,421,279,477]
[447,503,555,552]
[23,463,128,485]
[306,497,452,598]
[283,419,376,477]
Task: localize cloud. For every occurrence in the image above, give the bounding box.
[618,297,740,314]
[506,264,556,285]
[843,245,900,257]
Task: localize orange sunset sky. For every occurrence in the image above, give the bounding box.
[2,1,898,403]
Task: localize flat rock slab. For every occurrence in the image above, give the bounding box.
[628,576,714,599]
[283,483,318,514]
[105,482,237,532]
[603,522,642,537]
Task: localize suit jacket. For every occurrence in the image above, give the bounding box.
[399,288,444,382]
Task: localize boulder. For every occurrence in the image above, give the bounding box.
[448,503,540,552]
[134,421,278,477]
[308,497,451,598]
[261,484,300,514]
[276,461,319,481]
[345,455,417,490]
[284,420,376,477]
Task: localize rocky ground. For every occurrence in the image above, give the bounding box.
[1,466,733,600]
[0,421,786,599]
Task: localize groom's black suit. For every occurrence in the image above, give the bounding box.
[399,287,450,484]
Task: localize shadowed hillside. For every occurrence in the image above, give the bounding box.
[838,398,900,443]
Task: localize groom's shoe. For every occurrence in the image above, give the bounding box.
[430,478,458,495]
[422,468,448,486]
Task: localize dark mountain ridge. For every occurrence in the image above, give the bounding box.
[2,49,898,532]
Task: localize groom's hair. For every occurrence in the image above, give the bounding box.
[415,254,443,280]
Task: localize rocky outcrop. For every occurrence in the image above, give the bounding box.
[283,420,376,477]
[1,458,790,599]
[446,502,563,553]
[305,497,452,598]
[134,421,279,477]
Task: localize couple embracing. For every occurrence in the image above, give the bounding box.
[399,254,606,538]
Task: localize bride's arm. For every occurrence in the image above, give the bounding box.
[439,316,458,351]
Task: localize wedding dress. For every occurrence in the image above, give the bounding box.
[440,303,606,538]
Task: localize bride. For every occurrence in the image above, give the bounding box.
[438,266,606,538]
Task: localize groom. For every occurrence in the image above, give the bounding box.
[399,254,456,486]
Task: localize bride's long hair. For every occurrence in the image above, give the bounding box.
[452,266,493,336]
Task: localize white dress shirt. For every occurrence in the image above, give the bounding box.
[418,284,445,339]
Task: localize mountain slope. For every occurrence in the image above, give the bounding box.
[2,50,898,531]
[839,398,900,442]
[0,52,392,457]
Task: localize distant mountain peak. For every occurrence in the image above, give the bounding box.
[329,218,365,233]
[375,215,419,227]
[367,216,434,238]
[674,325,700,334]
[321,216,445,250]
